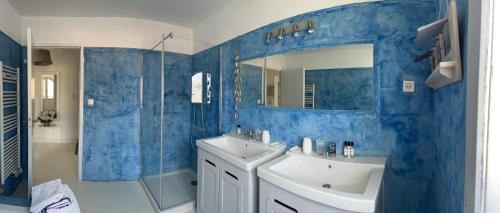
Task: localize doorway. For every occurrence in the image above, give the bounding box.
[30,47,81,186]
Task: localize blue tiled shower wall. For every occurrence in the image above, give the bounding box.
[305,68,374,110]
[190,47,221,171]
[83,46,220,179]
[219,1,439,212]
[0,31,29,205]
[433,0,468,212]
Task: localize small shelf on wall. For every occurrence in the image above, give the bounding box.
[416,0,462,90]
[426,60,457,89]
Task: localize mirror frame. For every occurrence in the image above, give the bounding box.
[37,71,60,121]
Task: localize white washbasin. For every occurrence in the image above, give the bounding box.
[258,152,386,213]
[196,134,286,171]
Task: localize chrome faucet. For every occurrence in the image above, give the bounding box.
[246,129,255,140]
[327,144,336,157]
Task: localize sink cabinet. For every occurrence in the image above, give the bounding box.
[260,179,384,213]
[197,149,258,213]
[260,180,359,213]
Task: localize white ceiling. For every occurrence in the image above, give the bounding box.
[7,0,235,28]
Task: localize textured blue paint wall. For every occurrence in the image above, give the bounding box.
[83,48,142,180]
[139,47,220,175]
[220,1,437,212]
[0,31,27,198]
[162,52,193,173]
[190,47,221,170]
[140,50,162,177]
[240,64,262,106]
[140,50,194,175]
[433,0,468,212]
[305,68,374,110]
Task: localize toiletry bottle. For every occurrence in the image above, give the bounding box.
[316,138,325,156]
[350,141,355,157]
[343,141,348,157]
[236,125,241,135]
[262,130,270,144]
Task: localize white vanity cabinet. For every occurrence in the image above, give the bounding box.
[196,135,286,213]
[197,149,255,213]
[260,180,358,213]
[198,157,219,213]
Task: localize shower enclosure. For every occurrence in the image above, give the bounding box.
[139,33,221,212]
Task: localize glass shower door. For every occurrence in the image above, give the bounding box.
[140,47,163,207]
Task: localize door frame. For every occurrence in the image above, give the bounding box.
[27,39,85,184]
[464,0,494,211]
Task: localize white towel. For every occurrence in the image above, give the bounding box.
[45,184,80,213]
[30,179,81,213]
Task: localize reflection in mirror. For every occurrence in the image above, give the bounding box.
[240,58,264,106]
[240,44,374,111]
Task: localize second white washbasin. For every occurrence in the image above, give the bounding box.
[258,152,386,212]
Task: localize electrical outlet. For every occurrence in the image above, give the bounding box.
[88,98,95,106]
[403,81,415,93]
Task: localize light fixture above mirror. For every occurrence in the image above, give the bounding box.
[265,20,315,43]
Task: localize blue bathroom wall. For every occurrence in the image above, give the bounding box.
[190,46,221,170]
[83,48,142,180]
[305,68,374,110]
[140,50,163,177]
[140,48,220,175]
[220,1,437,212]
[433,0,468,212]
[86,46,221,179]
[162,52,193,173]
[240,64,262,106]
[0,31,27,198]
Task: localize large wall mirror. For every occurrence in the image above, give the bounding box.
[240,43,374,111]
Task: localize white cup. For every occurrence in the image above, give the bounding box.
[262,130,270,144]
[303,137,312,155]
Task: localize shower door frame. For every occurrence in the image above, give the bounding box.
[139,33,168,212]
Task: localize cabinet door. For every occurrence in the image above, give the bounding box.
[199,159,219,213]
[266,199,299,213]
[220,170,242,213]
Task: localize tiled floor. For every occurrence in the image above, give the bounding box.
[0,143,156,213]
[0,203,26,212]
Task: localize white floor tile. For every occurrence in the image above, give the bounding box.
[33,143,155,213]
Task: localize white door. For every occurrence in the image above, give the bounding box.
[26,28,34,197]
[279,68,304,108]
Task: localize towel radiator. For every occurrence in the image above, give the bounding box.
[0,62,22,184]
[304,84,315,109]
